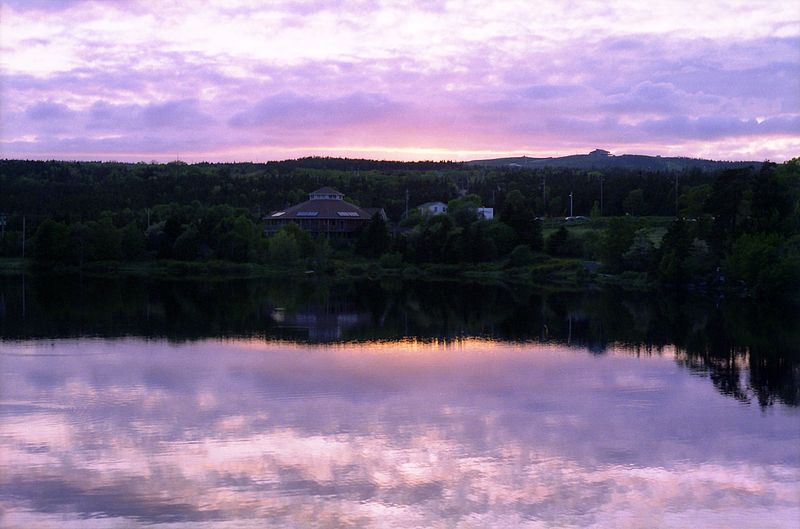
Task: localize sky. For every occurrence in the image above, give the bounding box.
[0,0,798,162]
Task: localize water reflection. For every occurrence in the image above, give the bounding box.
[1,338,798,528]
[1,275,798,408]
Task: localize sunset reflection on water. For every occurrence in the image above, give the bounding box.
[1,338,797,528]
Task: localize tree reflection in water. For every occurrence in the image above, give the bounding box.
[1,274,796,407]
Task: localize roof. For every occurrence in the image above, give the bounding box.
[269,198,372,220]
[363,207,387,220]
[310,186,343,196]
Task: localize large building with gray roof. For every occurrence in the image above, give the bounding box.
[264,187,385,237]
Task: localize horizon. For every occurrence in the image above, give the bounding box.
[1,1,798,163]
[0,146,777,166]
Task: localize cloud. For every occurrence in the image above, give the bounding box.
[229,92,401,129]
[0,0,85,12]
[0,1,798,160]
[0,338,798,527]
[25,101,75,121]
[520,84,587,100]
[638,115,800,139]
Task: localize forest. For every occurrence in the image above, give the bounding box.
[0,157,798,302]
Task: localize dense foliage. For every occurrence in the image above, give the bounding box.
[1,157,797,301]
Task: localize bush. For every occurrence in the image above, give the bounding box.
[268,228,300,264]
[379,252,404,269]
[723,233,800,298]
[508,244,534,267]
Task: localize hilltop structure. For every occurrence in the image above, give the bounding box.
[264,187,385,237]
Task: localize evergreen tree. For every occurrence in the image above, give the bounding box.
[500,190,542,250]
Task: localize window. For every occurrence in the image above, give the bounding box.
[296,211,319,217]
[337,211,359,217]
[271,211,285,217]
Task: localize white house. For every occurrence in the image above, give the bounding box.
[418,201,448,215]
[477,207,494,220]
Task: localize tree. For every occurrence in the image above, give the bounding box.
[622,229,655,272]
[705,167,752,255]
[357,213,391,258]
[121,222,146,260]
[749,163,794,235]
[214,215,261,262]
[407,214,457,263]
[277,222,314,258]
[159,216,182,258]
[657,219,692,284]
[459,220,497,262]
[623,189,646,216]
[268,227,300,264]
[685,238,714,277]
[31,219,70,263]
[484,220,516,256]
[723,233,800,299]
[68,222,91,265]
[600,217,640,272]
[679,184,711,218]
[500,190,542,250]
[310,235,332,269]
[173,225,202,261]
[447,194,481,228]
[87,218,122,261]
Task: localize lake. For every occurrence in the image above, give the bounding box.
[1,275,798,528]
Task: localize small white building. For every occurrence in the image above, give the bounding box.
[418,201,448,215]
[477,207,494,220]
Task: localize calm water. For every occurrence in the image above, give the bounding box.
[1,276,798,528]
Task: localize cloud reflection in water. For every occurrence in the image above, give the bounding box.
[0,338,797,528]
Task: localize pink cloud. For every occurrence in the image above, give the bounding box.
[0,0,798,161]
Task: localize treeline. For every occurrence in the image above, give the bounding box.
[599,161,800,298]
[1,158,798,301]
[1,156,743,222]
[29,204,269,265]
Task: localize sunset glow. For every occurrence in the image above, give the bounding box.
[1,0,798,162]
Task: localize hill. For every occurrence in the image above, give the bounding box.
[469,149,761,172]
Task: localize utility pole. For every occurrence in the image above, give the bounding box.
[675,173,679,218]
[21,216,26,259]
[569,192,574,217]
[542,174,547,216]
[600,175,604,216]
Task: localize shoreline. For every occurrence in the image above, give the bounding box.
[0,256,669,293]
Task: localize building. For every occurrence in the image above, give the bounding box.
[418,201,493,220]
[264,187,384,237]
[418,201,448,215]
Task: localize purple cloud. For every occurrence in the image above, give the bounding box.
[229,92,402,128]
[0,1,798,161]
[25,101,75,121]
[0,0,85,12]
